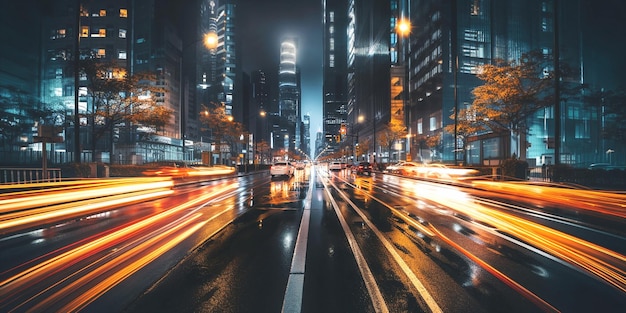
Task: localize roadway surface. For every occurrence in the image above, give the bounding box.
[0,166,624,312]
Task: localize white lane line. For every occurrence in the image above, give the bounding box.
[282,171,314,313]
[328,177,444,313]
[320,172,390,313]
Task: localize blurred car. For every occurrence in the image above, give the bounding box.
[352,161,373,175]
[270,161,295,177]
[295,162,306,170]
[329,161,344,171]
[422,163,478,179]
[384,161,405,173]
[395,161,425,176]
[587,163,611,170]
[142,162,192,178]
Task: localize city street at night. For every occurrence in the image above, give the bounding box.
[1,0,626,312]
[1,167,624,312]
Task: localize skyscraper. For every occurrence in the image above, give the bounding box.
[278,37,301,153]
[347,0,392,163]
[323,0,349,156]
[250,70,270,144]
[213,0,240,121]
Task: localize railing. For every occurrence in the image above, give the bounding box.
[0,168,62,184]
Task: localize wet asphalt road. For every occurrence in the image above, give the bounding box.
[124,169,373,313]
[5,167,623,312]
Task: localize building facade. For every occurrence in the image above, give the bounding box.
[346,0,392,164]
[404,0,626,167]
[278,37,302,154]
[322,0,349,155]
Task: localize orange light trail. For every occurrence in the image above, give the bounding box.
[411,184,626,293]
[0,182,238,311]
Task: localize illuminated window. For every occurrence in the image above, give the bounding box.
[119,29,126,38]
[429,116,437,131]
[97,49,106,58]
[92,28,106,37]
[54,88,62,97]
[329,54,335,67]
[417,118,423,134]
[471,0,480,15]
[118,50,127,59]
[120,9,128,18]
[100,9,106,16]
[81,26,89,37]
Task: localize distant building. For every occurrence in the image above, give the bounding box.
[302,114,311,158]
[278,37,301,154]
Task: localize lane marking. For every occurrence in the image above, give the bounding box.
[320,172,390,313]
[281,170,314,313]
[325,173,443,313]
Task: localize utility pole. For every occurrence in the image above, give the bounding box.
[74,0,81,164]
[553,0,561,166]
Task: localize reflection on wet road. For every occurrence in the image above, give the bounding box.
[0,166,624,312]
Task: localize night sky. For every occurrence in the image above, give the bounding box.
[239,0,324,149]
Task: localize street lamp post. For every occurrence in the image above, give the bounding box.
[181,31,218,161]
[397,17,411,162]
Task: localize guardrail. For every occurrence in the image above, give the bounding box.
[0,168,62,184]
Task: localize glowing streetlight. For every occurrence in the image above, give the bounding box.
[396,17,412,162]
[396,18,411,37]
[204,31,218,50]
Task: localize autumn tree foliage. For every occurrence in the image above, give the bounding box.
[81,61,171,162]
[379,119,407,161]
[448,51,557,159]
[468,51,554,134]
[199,104,245,164]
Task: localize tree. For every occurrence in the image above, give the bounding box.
[583,87,626,144]
[451,51,558,160]
[425,133,442,162]
[379,119,407,162]
[82,61,170,163]
[200,103,245,165]
[255,140,271,164]
[356,137,370,161]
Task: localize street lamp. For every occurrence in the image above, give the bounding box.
[396,17,411,162]
[181,31,218,161]
[606,149,615,164]
[204,32,218,50]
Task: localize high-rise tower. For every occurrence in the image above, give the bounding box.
[323,0,349,156]
[278,37,301,153]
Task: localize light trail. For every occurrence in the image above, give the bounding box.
[0,178,174,213]
[36,215,207,312]
[406,182,626,293]
[343,174,625,309]
[0,182,239,312]
[472,181,626,218]
[0,188,174,234]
